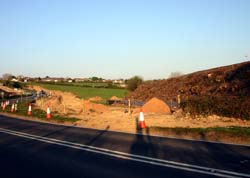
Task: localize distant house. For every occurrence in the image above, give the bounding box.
[110,79,126,88]
[119,83,127,88]
[11,78,18,82]
[74,78,86,82]
[42,78,52,82]
[84,78,91,82]
[41,77,64,83]
[112,79,124,84]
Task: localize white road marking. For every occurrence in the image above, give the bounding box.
[0,128,249,178]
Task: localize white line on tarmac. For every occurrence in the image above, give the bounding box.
[0,128,249,178]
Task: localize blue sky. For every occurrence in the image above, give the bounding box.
[0,0,249,79]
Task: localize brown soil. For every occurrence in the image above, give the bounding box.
[27,85,48,92]
[89,96,103,102]
[129,61,250,102]
[110,96,122,100]
[74,108,250,144]
[83,100,107,113]
[142,97,171,114]
[34,88,107,115]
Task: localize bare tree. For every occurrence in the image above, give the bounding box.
[2,73,13,80]
[168,72,183,79]
[127,76,143,91]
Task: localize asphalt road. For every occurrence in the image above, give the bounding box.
[0,115,249,178]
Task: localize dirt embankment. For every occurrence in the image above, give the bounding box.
[34,91,108,115]
[129,61,250,102]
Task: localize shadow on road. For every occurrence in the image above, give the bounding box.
[42,126,73,138]
[130,116,159,158]
[86,125,110,146]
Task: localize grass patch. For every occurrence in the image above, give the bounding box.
[1,102,79,123]
[31,83,127,100]
[150,126,250,137]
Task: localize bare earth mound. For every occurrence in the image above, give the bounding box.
[83,100,107,113]
[35,89,107,115]
[142,97,171,114]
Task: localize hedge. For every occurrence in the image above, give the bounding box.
[181,96,250,120]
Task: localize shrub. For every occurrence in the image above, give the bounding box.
[127,76,143,91]
[181,96,250,120]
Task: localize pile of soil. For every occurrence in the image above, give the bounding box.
[129,61,250,102]
[36,92,83,114]
[142,97,171,114]
[110,96,122,101]
[83,100,107,113]
[35,89,107,115]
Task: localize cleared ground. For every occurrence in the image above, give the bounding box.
[6,85,243,144]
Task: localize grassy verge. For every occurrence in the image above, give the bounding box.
[149,126,250,137]
[0,102,79,123]
[31,83,127,100]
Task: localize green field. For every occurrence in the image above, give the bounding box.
[39,82,109,88]
[34,83,128,100]
[70,82,108,87]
